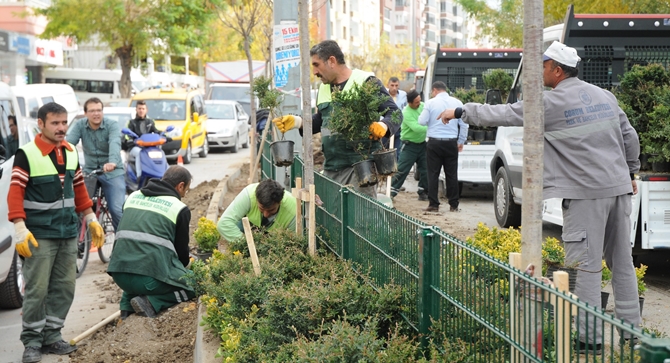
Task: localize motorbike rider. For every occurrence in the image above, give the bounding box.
[124,100,171,179]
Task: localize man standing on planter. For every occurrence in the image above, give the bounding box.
[438,41,641,354]
[390,90,428,201]
[419,81,467,212]
[272,40,400,198]
[107,165,195,320]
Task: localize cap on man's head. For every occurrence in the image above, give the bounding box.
[543,41,581,68]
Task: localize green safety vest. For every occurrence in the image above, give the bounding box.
[21,141,79,238]
[108,191,191,290]
[247,183,296,230]
[317,69,381,171]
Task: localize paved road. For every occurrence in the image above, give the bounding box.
[183,147,250,188]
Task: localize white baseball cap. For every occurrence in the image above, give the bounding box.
[543,41,581,68]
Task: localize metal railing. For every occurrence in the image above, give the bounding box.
[260,151,670,362]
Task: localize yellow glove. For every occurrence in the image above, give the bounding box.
[14,221,38,258]
[272,115,302,133]
[369,122,388,140]
[86,214,105,249]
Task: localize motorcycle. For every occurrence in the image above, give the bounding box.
[121,126,174,193]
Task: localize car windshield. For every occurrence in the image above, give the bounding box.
[209,87,249,102]
[207,104,235,119]
[131,99,186,121]
[104,113,133,128]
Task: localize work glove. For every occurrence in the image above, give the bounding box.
[86,214,105,249]
[272,115,302,133]
[14,221,38,258]
[368,122,388,140]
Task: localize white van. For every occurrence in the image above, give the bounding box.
[12,84,80,125]
[0,82,26,309]
[44,68,151,104]
[206,82,258,118]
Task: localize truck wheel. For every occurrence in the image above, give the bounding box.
[494,167,521,228]
[183,142,192,164]
[0,251,24,309]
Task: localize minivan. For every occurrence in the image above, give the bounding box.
[45,68,151,104]
[206,83,258,117]
[12,83,80,125]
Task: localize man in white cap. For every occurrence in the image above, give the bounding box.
[438,41,641,354]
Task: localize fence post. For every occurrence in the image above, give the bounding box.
[639,338,670,362]
[419,227,437,349]
[341,187,352,260]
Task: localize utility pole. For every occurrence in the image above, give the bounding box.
[298,0,314,186]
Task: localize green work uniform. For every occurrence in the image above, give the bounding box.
[391,103,428,197]
[108,185,195,313]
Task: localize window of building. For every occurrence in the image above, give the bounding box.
[426,13,435,25]
[427,30,436,41]
[395,0,404,6]
[453,5,458,16]
[384,8,391,20]
[428,0,436,7]
[440,1,447,12]
[343,26,347,39]
[351,22,358,37]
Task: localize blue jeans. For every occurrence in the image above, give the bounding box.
[97,174,126,230]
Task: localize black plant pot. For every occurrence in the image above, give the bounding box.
[270,140,295,167]
[639,153,651,171]
[373,148,398,176]
[485,129,497,141]
[352,159,378,187]
[652,160,670,173]
[467,129,474,140]
[473,130,485,142]
[639,296,644,316]
[546,264,578,292]
[195,251,213,262]
[601,291,610,310]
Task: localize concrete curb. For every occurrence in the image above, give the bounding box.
[194,165,244,363]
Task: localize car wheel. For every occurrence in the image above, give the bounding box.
[183,142,192,164]
[198,138,209,158]
[242,134,249,149]
[494,167,521,228]
[0,251,25,308]
[231,134,239,153]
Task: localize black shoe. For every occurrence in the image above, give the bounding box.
[575,340,602,355]
[41,340,77,355]
[131,296,157,318]
[399,186,406,192]
[418,193,428,201]
[120,310,135,320]
[620,336,640,346]
[449,207,460,212]
[423,206,439,212]
[22,346,42,362]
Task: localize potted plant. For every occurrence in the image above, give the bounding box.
[542,237,577,292]
[601,261,612,310]
[329,80,400,184]
[636,264,648,315]
[193,217,220,261]
[252,76,293,166]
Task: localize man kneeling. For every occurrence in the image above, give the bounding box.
[108,165,195,319]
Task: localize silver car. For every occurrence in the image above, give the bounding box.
[205,100,250,153]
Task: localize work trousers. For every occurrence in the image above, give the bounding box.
[562,196,640,344]
[84,172,125,231]
[21,237,77,348]
[112,272,196,313]
[426,138,459,209]
[391,141,428,197]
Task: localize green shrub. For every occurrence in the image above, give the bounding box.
[193,217,220,252]
[452,87,485,104]
[483,69,514,101]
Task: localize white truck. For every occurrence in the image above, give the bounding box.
[490,6,670,254]
[418,48,523,190]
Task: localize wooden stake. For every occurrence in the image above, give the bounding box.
[509,253,522,363]
[385,136,394,198]
[242,217,262,276]
[293,177,303,235]
[553,270,571,363]
[69,310,121,345]
[308,184,316,256]
[249,113,273,183]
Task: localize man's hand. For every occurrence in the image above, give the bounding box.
[86,214,105,248]
[272,115,302,133]
[368,122,388,140]
[438,109,456,124]
[14,220,38,258]
[103,163,116,172]
[458,144,464,153]
[632,180,638,195]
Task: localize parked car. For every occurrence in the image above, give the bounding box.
[205,100,250,153]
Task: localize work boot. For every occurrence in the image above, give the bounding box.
[418,193,428,201]
[42,340,77,355]
[575,340,602,355]
[120,310,135,320]
[22,347,42,363]
[131,296,157,318]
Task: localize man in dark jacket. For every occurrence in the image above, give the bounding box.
[107,165,195,319]
[125,100,168,178]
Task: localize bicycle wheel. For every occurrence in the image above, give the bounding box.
[97,199,115,263]
[76,220,90,278]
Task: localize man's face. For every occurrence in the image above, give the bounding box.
[9,118,17,137]
[136,104,147,118]
[311,54,336,85]
[543,60,559,88]
[409,95,421,109]
[177,181,191,198]
[172,106,179,114]
[85,102,104,127]
[39,112,68,144]
[258,202,280,219]
[388,81,399,96]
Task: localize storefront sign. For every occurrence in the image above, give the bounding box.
[33,39,63,66]
[11,35,30,55]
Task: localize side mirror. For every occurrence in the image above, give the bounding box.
[485,90,502,105]
[121,128,139,138]
[166,125,175,132]
[192,112,199,123]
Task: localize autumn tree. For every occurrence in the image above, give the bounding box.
[348,34,412,86]
[39,0,220,97]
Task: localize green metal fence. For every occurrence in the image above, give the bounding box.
[261,151,670,362]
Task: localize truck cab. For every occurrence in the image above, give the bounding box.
[490,6,670,253]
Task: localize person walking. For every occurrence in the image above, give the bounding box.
[66,97,126,230]
[7,102,104,363]
[419,81,467,212]
[272,40,400,198]
[390,90,428,200]
[107,166,196,319]
[439,41,641,353]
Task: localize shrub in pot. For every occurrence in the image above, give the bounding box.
[601,260,612,309]
[636,264,648,315]
[193,217,220,260]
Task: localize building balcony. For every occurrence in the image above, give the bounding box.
[0,4,48,35]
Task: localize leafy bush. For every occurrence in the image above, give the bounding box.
[194,216,220,252]
[601,260,612,288]
[636,264,648,296]
[452,87,485,104]
[483,69,514,101]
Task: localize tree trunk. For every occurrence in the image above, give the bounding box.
[116,45,134,99]
[244,36,258,182]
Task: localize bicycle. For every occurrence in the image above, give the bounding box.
[76,169,116,278]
